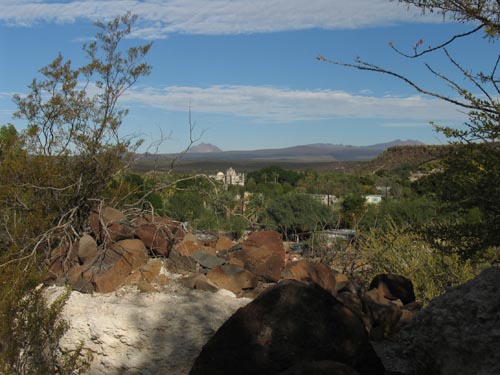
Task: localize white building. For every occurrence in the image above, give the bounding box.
[365,195,383,204]
[211,168,245,187]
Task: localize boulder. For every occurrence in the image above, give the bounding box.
[400,267,500,375]
[232,230,285,282]
[89,206,127,242]
[135,223,171,256]
[77,234,98,264]
[174,237,217,257]
[369,274,415,305]
[362,288,402,340]
[133,214,186,247]
[279,360,360,375]
[190,280,384,375]
[191,250,226,269]
[83,239,149,293]
[281,259,336,294]
[215,235,234,252]
[107,221,135,242]
[207,264,258,294]
[182,273,220,293]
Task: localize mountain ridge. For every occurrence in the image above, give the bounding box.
[174,139,424,161]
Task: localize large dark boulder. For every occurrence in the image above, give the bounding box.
[190,280,384,375]
[369,274,415,305]
[400,267,500,375]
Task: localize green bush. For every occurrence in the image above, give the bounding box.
[0,273,91,374]
[356,218,477,303]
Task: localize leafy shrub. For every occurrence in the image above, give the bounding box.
[0,272,91,374]
[356,218,477,303]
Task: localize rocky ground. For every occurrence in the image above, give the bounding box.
[45,276,251,375]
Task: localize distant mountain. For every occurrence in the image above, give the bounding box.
[188,143,223,153]
[174,139,424,162]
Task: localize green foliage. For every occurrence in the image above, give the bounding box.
[264,193,335,239]
[415,143,500,257]
[356,219,477,303]
[247,165,302,186]
[341,193,367,228]
[0,13,149,374]
[0,268,91,374]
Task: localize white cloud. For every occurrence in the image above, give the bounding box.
[121,84,466,123]
[382,122,432,127]
[0,0,439,39]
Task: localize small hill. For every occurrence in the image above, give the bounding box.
[188,143,223,153]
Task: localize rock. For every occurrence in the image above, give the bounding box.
[182,274,220,293]
[84,239,149,293]
[164,250,198,275]
[362,288,402,340]
[140,258,163,283]
[191,250,226,269]
[281,259,337,294]
[137,280,158,293]
[107,221,135,242]
[232,230,285,282]
[45,242,79,283]
[215,235,234,252]
[334,272,350,292]
[174,238,217,257]
[369,274,415,305]
[45,283,251,375]
[89,206,127,242]
[77,234,98,263]
[190,280,385,375]
[279,360,360,375]
[135,223,171,256]
[400,267,500,375]
[206,264,258,294]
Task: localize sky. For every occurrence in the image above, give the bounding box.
[0,0,492,153]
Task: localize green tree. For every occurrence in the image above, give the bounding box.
[0,13,151,373]
[341,194,367,228]
[320,1,500,258]
[264,193,334,240]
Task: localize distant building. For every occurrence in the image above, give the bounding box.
[310,194,338,206]
[211,167,245,187]
[365,195,383,204]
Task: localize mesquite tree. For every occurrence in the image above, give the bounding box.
[319,1,500,256]
[1,12,152,266]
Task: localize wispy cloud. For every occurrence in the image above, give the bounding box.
[382,121,432,127]
[1,0,438,39]
[122,84,466,123]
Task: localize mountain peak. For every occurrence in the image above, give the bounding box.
[188,143,223,153]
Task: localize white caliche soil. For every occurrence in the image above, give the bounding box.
[45,278,251,375]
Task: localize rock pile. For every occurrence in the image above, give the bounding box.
[44,206,430,374]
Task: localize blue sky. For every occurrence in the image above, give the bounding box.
[0,0,489,153]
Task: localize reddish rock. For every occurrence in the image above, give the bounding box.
[207,264,258,294]
[89,206,127,242]
[135,223,170,256]
[281,259,337,294]
[107,221,135,242]
[182,274,219,293]
[190,280,384,375]
[84,239,148,293]
[174,239,217,257]
[233,230,285,282]
[215,235,234,252]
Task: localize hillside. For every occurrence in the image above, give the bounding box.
[133,140,428,173]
